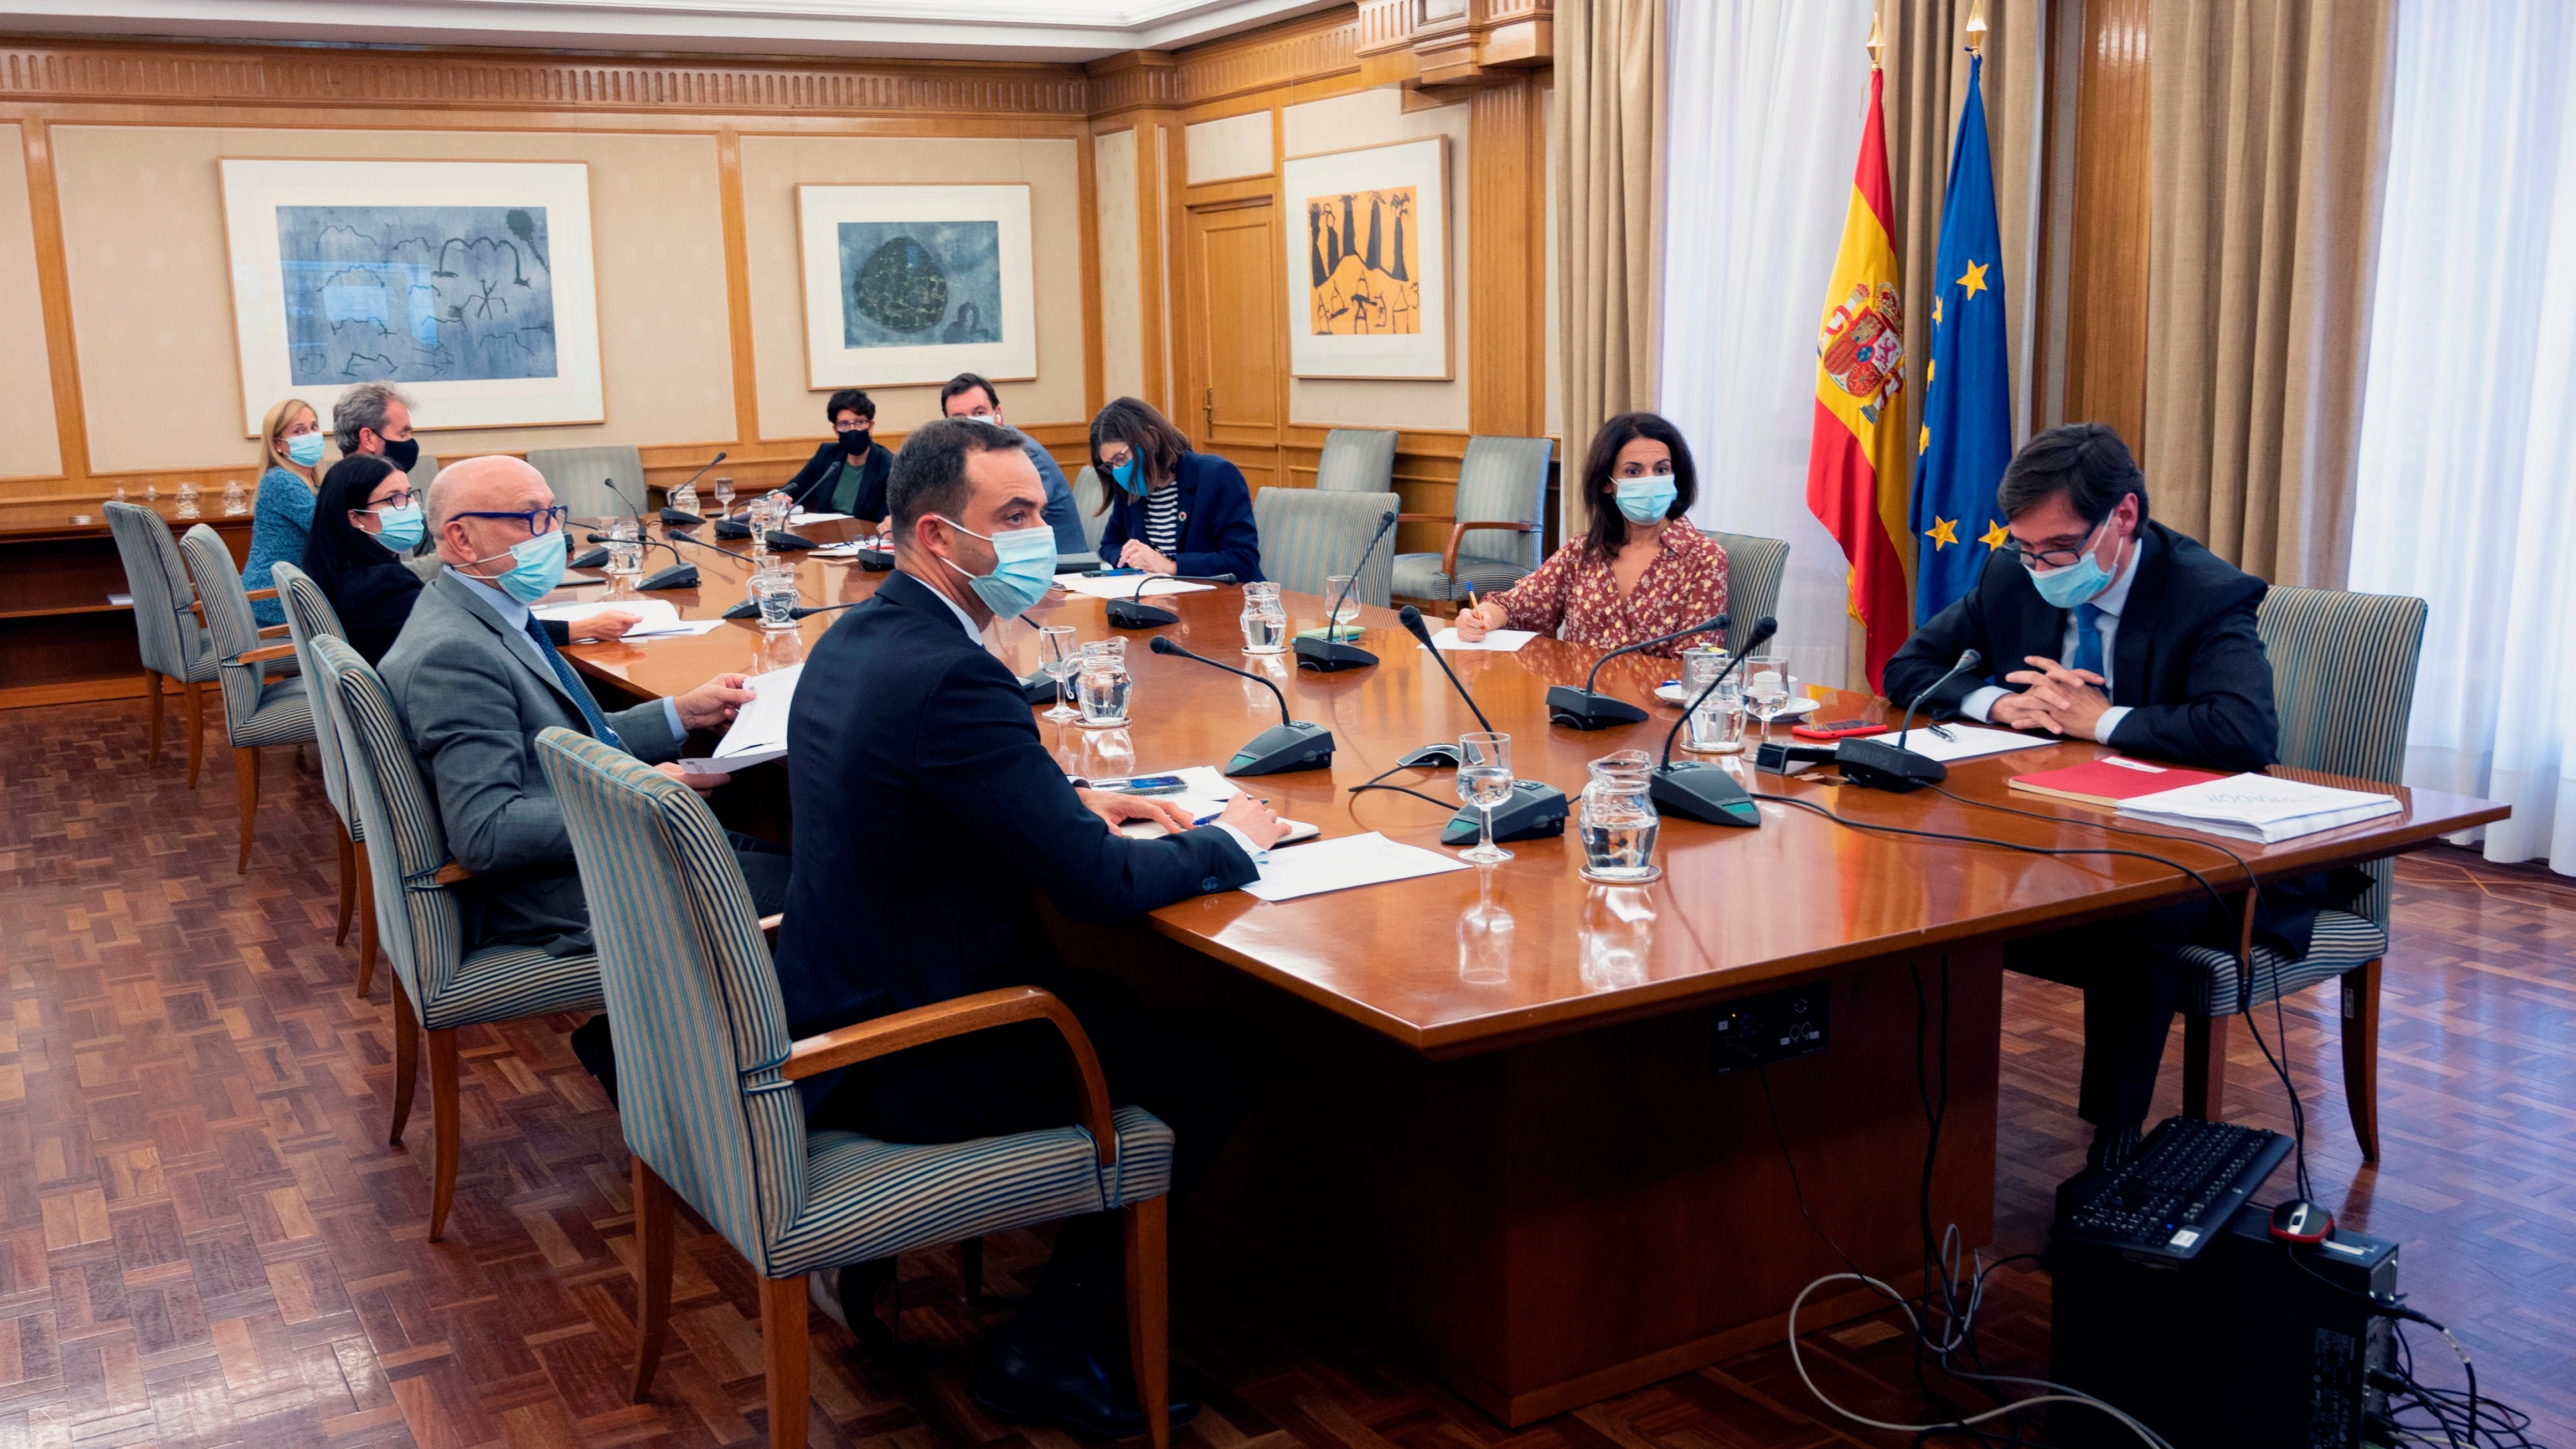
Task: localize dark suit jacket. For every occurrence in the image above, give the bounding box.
[1884,520,2278,774]
[1095,450,1264,581]
[316,556,575,666]
[775,570,1259,1108]
[779,439,893,518]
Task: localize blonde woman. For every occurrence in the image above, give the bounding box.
[242,396,328,627]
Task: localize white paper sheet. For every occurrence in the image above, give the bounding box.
[2115,774,2401,843]
[1888,724,2061,764]
[1056,573,1216,601]
[1239,831,1470,903]
[677,663,802,774]
[533,597,729,640]
[788,510,852,524]
[1423,627,1537,652]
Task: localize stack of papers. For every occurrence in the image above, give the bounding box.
[1423,627,1537,652]
[2115,773,2401,843]
[1112,766,1321,844]
[532,598,727,640]
[1057,574,1215,601]
[676,663,801,774]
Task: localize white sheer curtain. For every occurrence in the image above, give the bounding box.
[1659,0,1876,689]
[2348,0,2576,874]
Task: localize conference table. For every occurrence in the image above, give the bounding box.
[554,516,2509,1426]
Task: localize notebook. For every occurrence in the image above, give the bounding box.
[2009,755,2229,808]
[2112,774,2402,844]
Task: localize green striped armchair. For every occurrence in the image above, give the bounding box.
[534,728,1179,1449]
[273,563,377,996]
[527,444,646,521]
[1697,530,1790,658]
[1389,435,1553,605]
[1314,427,1397,492]
[104,501,221,785]
[178,523,313,873]
[1256,487,1401,606]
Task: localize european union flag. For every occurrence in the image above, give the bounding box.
[1911,53,2014,623]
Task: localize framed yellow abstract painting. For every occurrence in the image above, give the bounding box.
[1281,137,1452,380]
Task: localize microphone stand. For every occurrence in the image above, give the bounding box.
[1397,606,1572,844]
[660,451,725,524]
[1831,648,1984,792]
[632,538,700,592]
[1546,613,1729,729]
[1647,616,1775,827]
[1106,573,1237,629]
[1292,509,1399,672]
[1147,635,1334,775]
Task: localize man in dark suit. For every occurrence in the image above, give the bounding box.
[776,417,1284,1436]
[1885,424,2341,1170]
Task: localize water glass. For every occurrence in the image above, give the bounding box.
[670,482,699,518]
[1240,581,1287,654]
[1454,731,1515,865]
[1577,748,1661,884]
[222,480,247,515]
[1743,652,1791,744]
[111,484,127,503]
[753,568,800,631]
[1076,638,1132,728]
[1039,624,1082,721]
[605,519,643,577]
[1679,645,1742,754]
[713,476,736,515]
[174,483,200,520]
[1324,575,1362,639]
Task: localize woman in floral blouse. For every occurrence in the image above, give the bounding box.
[1453,411,1728,658]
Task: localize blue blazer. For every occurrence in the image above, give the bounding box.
[1095,450,1264,581]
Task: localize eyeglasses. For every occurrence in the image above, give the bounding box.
[364,491,417,512]
[1997,519,2104,571]
[455,505,568,536]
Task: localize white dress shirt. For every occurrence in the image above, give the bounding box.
[447,567,686,741]
[1958,541,2139,745]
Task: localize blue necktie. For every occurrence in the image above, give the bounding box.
[524,614,623,751]
[2071,602,2105,682]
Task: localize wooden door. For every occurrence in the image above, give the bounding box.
[1180,197,1286,494]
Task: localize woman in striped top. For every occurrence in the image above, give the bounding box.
[1089,396,1265,582]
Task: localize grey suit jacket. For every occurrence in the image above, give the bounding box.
[380,570,682,953]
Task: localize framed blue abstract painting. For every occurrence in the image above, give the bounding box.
[796,183,1035,388]
[220,158,604,434]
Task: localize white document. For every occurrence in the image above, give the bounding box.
[677,663,802,774]
[1893,724,2062,764]
[1240,831,1470,903]
[1057,573,1216,601]
[788,510,852,524]
[1423,627,1537,652]
[2115,774,2401,843]
[533,597,725,640]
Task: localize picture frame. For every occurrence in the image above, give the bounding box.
[219,158,604,436]
[796,183,1038,390]
[1281,137,1453,381]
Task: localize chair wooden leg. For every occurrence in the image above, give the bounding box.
[1124,1197,1171,1449]
[233,744,260,874]
[334,828,357,946]
[389,974,419,1144]
[2182,1013,2230,1122]
[183,680,207,788]
[757,1272,812,1449]
[959,1236,984,1304]
[142,669,165,762]
[427,1028,460,1241]
[631,1156,676,1402]
[2341,958,2383,1163]
[353,841,379,999]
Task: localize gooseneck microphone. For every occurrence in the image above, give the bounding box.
[1896,648,1983,750]
[1547,613,1729,729]
[1294,509,1400,672]
[661,451,725,524]
[1148,635,1334,775]
[1397,606,1573,844]
[1828,647,1986,793]
[1397,606,1492,736]
[1106,573,1237,629]
[632,537,700,592]
[1648,615,1775,827]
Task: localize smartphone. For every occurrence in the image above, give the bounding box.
[1103,774,1189,796]
[1790,719,1891,741]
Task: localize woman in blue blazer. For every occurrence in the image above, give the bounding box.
[1089,396,1263,581]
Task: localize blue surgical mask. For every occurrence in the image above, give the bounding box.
[371,502,425,553]
[1614,477,1677,525]
[2028,520,2118,609]
[285,432,326,467]
[1109,458,1143,496]
[935,517,1058,620]
[474,530,567,605]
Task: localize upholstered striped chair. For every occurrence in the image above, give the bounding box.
[405,450,442,496]
[1389,435,1553,605]
[2176,585,2428,1162]
[527,444,645,521]
[105,502,221,785]
[177,523,313,873]
[1059,465,1106,570]
[1314,428,1397,493]
[1700,531,1790,658]
[1255,487,1400,607]
[310,636,605,1240]
[272,564,378,996]
[533,728,1178,1449]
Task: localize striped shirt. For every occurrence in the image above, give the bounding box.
[1142,485,1183,557]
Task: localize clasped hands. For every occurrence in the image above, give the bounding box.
[1990,655,2112,741]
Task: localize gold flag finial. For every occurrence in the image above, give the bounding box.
[1965,0,1988,55]
[1867,12,1886,69]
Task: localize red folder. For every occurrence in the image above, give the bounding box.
[2007,756,2229,808]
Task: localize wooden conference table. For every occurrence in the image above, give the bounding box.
[556,518,2508,1426]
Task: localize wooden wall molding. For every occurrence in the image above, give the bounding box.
[1171,10,1362,107]
[1086,50,1183,119]
[1354,0,1552,92]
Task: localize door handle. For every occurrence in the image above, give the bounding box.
[1203,386,1216,435]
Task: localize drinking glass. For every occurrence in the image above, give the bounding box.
[1324,575,1362,640]
[1679,645,1742,755]
[1743,652,1790,744]
[1240,581,1287,654]
[174,483,200,520]
[1454,731,1515,865]
[1457,867,1514,984]
[1076,638,1132,728]
[713,476,736,516]
[222,480,248,516]
[746,558,793,609]
[605,519,643,577]
[753,568,800,631]
[1039,624,1082,721]
[144,484,159,503]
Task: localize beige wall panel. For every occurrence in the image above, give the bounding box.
[1542,85,1562,443]
[741,134,1086,444]
[1280,89,1470,431]
[1095,127,1145,403]
[0,125,60,479]
[1185,110,1273,184]
[53,126,732,475]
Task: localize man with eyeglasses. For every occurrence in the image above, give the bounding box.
[1885,424,2351,1174]
[379,456,793,976]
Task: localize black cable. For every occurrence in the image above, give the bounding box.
[1348,781,1463,813]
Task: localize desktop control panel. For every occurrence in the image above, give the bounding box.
[1712,986,1830,1075]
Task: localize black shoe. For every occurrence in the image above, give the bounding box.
[2087,1123,2144,1173]
[974,1338,1199,1440]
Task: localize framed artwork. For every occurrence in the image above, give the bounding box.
[1281,137,1453,380]
[219,158,604,435]
[796,183,1037,389]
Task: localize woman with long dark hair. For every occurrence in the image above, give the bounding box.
[301,456,636,664]
[1452,411,1728,657]
[1088,396,1263,581]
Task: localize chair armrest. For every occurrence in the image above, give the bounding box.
[1443,519,1540,579]
[433,862,476,885]
[246,587,278,602]
[257,624,289,639]
[237,643,297,665]
[1396,512,1449,524]
[782,986,1118,1164]
[760,912,783,946]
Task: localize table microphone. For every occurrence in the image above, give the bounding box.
[1648,615,1773,827]
[1547,613,1729,729]
[1397,606,1572,844]
[632,537,699,592]
[1147,635,1334,775]
[661,451,724,524]
[1831,648,1983,792]
[1106,573,1237,629]
[1293,509,1398,671]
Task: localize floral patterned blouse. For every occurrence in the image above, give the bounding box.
[1486,526,1730,658]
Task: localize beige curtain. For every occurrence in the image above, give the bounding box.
[1553,0,1666,539]
[2145,0,2394,586]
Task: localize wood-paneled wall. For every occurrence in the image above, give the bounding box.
[2062,0,2152,458]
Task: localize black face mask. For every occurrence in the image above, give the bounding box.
[379,435,420,472]
[838,428,871,456]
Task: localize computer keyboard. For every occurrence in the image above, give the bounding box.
[2053,1116,2291,1264]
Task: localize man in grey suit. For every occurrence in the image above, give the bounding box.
[380,456,790,959]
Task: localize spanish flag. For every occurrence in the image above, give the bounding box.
[1805,65,1913,692]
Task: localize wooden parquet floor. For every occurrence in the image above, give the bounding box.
[3,702,2569,1448]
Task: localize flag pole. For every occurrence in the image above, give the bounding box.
[1867,13,1886,70]
[1965,0,1987,55]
